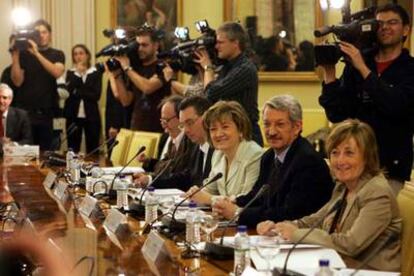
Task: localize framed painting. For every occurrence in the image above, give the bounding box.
[111,0,182,48]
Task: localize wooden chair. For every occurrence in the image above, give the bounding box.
[396,181,414,276]
[110,128,134,166]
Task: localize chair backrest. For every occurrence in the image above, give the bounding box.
[397,181,414,276]
[110,128,134,166]
[124,131,162,167]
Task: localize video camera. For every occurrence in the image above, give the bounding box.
[156,20,217,75]
[95,28,139,72]
[313,3,378,65]
[10,27,40,51]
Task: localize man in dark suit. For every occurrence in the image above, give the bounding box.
[0,83,32,146]
[214,95,334,228]
[134,96,213,191]
[133,95,196,188]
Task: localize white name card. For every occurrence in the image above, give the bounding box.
[141,230,170,276]
[79,195,98,217]
[43,171,57,189]
[3,145,39,158]
[53,180,68,201]
[103,208,127,233]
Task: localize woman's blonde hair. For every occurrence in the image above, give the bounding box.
[203,101,252,144]
[326,119,381,176]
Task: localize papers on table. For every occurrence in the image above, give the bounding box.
[220,235,319,249]
[338,269,400,276]
[251,247,346,275]
[100,166,145,175]
[128,188,184,199]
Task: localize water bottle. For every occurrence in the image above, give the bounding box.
[66,148,75,171]
[315,259,334,276]
[145,186,158,224]
[116,177,129,209]
[71,156,81,184]
[185,201,201,245]
[234,225,250,276]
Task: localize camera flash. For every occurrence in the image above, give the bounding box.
[11,7,32,28]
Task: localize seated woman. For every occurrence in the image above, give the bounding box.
[186,101,263,205]
[257,119,401,271]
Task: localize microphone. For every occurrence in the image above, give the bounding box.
[84,136,115,159]
[161,172,223,235]
[204,184,270,260]
[108,146,146,195]
[107,140,119,153]
[128,158,175,217]
[349,229,398,276]
[274,199,344,276]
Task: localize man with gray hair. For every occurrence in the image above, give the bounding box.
[0,83,32,147]
[213,95,333,228]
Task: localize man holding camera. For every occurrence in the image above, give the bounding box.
[112,27,170,133]
[10,19,65,151]
[195,22,263,146]
[319,4,414,194]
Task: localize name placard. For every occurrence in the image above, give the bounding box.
[141,230,171,276]
[53,180,68,201]
[103,208,127,234]
[79,195,98,217]
[43,171,57,189]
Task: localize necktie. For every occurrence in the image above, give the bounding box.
[268,158,282,196]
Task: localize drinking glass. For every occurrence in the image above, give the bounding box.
[200,213,219,242]
[255,235,280,275]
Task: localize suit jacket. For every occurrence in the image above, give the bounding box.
[142,132,169,172]
[64,68,102,122]
[238,136,334,228]
[152,143,214,191]
[293,174,401,271]
[204,140,263,201]
[5,107,33,145]
[151,135,196,181]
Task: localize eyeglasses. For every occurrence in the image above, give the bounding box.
[160,115,176,125]
[377,19,402,27]
[178,117,200,130]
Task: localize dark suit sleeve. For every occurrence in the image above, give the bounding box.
[239,153,334,228]
[8,108,33,145]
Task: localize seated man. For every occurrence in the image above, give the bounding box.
[214,95,334,227]
[135,96,213,191]
[133,95,196,186]
[0,83,32,147]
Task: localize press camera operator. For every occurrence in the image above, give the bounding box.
[10,19,65,151]
[319,3,414,195]
[194,22,263,146]
[110,26,170,132]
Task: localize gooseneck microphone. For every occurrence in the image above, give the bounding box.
[161,172,223,234]
[275,199,344,276]
[84,136,115,159]
[109,146,146,191]
[128,158,175,217]
[204,184,270,260]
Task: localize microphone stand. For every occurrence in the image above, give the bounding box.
[160,173,223,237]
[274,199,344,276]
[104,146,146,200]
[204,184,270,260]
[128,158,175,217]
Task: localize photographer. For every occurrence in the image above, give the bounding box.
[194,22,263,146]
[162,63,205,96]
[319,4,414,194]
[10,19,65,150]
[112,27,170,132]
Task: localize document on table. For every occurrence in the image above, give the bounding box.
[101,166,145,175]
[251,247,346,275]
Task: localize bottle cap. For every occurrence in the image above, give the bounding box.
[237,225,247,232]
[147,186,155,192]
[189,200,197,208]
[319,259,329,267]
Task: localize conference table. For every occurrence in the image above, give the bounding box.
[0,158,359,275]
